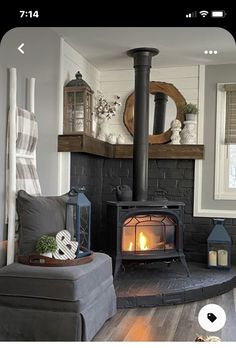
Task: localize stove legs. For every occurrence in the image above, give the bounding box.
[112,255,190,278]
[180,255,190,277]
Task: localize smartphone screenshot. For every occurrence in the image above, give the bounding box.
[0,5,235,345]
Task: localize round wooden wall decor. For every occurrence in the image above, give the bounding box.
[123,81,186,144]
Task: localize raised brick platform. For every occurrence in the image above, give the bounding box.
[114,261,236,308]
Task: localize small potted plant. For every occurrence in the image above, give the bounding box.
[36,235,57,258]
[182,103,198,121]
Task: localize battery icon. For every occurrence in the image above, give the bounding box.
[211,10,226,18]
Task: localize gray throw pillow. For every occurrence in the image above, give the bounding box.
[17,190,69,255]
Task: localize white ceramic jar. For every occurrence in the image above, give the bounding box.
[107,134,117,144]
[117,134,125,144]
[180,121,197,144]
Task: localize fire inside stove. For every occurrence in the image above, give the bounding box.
[122,214,176,253]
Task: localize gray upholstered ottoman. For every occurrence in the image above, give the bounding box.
[0,252,117,341]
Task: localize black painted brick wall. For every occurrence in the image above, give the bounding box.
[71,153,103,251]
[71,154,236,263]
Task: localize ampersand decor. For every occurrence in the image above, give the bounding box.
[53,230,78,260]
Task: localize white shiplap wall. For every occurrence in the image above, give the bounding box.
[57,39,100,194]
[60,40,100,134]
[100,66,199,143]
[57,39,200,192]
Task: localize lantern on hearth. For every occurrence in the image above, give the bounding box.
[64,71,93,135]
[66,186,91,258]
[207,218,232,269]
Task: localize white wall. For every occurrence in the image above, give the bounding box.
[57,43,200,193]
[0,28,61,265]
[57,40,100,194]
[0,28,61,197]
[99,66,199,143]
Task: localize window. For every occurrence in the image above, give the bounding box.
[194,66,236,218]
[229,145,236,188]
[215,83,236,200]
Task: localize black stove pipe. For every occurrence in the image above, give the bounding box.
[153,92,168,134]
[127,47,159,201]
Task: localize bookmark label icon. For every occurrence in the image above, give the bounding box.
[198,304,226,332]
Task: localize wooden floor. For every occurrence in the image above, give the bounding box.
[93,289,236,341]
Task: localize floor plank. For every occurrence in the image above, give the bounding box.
[93,289,236,342]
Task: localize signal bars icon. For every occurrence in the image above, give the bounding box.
[186,11,197,18]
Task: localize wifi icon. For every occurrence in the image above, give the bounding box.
[199,10,209,17]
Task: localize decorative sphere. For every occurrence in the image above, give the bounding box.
[171,119,182,128]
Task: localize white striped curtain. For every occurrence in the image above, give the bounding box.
[225,84,236,144]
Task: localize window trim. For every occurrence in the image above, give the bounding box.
[194,68,236,218]
[214,83,236,200]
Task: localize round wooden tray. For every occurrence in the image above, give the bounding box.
[18,252,94,267]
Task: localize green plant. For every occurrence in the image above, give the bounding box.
[36,235,57,253]
[182,103,198,114]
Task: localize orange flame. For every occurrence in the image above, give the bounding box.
[128,242,133,251]
[139,232,149,250]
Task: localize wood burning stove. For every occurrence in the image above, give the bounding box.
[105,48,190,278]
[106,201,190,277]
[122,213,176,253]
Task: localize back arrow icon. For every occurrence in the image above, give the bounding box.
[18,43,24,54]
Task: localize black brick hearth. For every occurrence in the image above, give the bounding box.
[71,153,236,263]
[114,262,236,308]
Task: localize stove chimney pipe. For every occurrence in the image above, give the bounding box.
[127,47,159,201]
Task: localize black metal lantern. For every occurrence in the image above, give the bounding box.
[207,218,232,269]
[64,71,93,135]
[66,187,91,258]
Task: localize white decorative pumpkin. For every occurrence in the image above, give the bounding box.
[53,230,78,260]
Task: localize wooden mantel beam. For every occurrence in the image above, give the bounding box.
[58,134,204,160]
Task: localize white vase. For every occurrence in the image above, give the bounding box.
[107,134,117,144]
[97,118,109,141]
[117,134,125,144]
[180,121,197,144]
[186,113,197,122]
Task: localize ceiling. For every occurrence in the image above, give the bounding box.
[52,27,236,70]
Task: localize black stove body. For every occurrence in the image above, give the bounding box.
[106,200,190,277]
